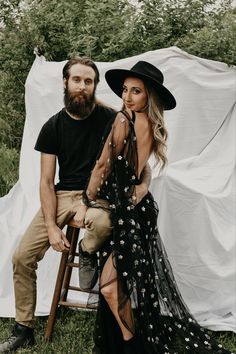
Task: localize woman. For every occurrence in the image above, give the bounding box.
[76,61,233,354]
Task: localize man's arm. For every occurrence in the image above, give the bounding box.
[134,162,152,204]
[40,153,70,252]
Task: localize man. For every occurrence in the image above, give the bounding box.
[0,56,151,352]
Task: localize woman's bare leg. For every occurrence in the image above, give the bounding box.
[100,254,134,341]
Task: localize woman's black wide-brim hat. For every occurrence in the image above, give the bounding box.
[105,60,176,110]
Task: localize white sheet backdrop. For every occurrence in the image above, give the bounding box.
[0,46,235,332]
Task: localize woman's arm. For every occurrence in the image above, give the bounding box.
[133,163,151,204]
[73,112,129,227]
[86,112,129,201]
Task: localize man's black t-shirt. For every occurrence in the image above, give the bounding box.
[35,104,116,190]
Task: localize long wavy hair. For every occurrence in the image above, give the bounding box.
[122,78,168,168]
[144,83,168,168]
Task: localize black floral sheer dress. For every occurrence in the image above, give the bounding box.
[83,111,233,354]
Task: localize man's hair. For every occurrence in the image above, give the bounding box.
[63,56,100,87]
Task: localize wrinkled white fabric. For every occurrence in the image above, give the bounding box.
[0,47,235,332]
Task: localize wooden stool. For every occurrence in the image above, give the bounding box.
[45,219,98,339]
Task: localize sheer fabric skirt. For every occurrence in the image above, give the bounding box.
[91,192,232,354]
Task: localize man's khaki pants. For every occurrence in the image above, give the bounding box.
[12,190,112,327]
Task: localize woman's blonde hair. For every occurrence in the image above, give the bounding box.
[145,84,168,168]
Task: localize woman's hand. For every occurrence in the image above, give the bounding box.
[73,204,88,228]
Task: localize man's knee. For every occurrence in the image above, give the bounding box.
[12,237,47,271]
[82,208,112,253]
[85,207,112,236]
[12,246,26,268]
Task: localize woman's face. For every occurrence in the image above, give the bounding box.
[122,77,148,112]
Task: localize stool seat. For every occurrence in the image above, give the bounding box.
[45,219,98,340]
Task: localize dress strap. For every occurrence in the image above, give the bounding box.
[131,110,135,122]
[120,110,136,124]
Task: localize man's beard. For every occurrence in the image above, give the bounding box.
[64,86,95,119]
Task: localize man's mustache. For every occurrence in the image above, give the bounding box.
[70,91,88,100]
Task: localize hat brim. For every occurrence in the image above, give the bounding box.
[105,69,176,110]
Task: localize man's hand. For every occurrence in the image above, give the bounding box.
[133,183,148,205]
[73,204,89,228]
[48,225,70,252]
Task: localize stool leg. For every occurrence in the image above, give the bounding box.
[44,226,78,340]
[45,251,69,339]
[61,227,80,301]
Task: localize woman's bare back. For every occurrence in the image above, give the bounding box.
[132,111,153,178]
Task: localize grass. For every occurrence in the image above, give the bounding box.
[0,309,96,354]
[0,309,235,353]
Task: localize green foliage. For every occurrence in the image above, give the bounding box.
[0,0,235,196]
[176,10,236,64]
[131,0,235,64]
[67,0,136,60]
[0,144,19,196]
